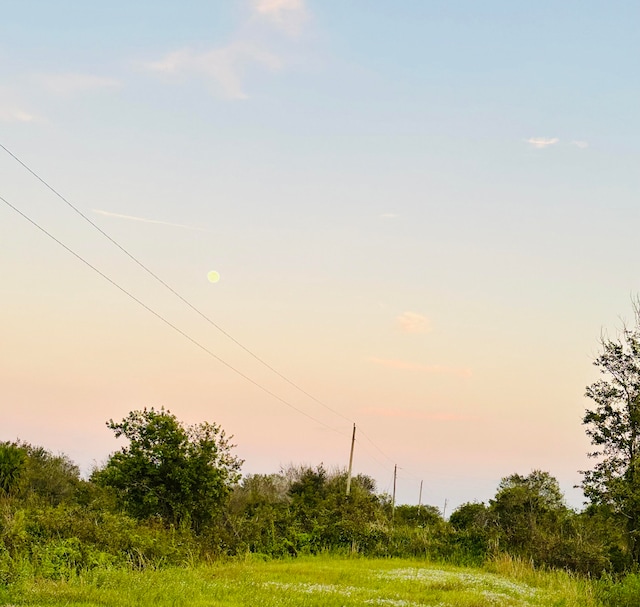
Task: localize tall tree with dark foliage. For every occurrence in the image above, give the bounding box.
[582,303,640,562]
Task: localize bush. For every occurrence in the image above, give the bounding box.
[597,573,640,607]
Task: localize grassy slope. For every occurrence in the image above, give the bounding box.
[0,555,601,607]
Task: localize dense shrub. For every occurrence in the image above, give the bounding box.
[2,424,639,588]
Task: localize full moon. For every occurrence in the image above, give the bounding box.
[207,270,220,283]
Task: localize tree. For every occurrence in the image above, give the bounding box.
[449,502,490,532]
[394,504,442,528]
[581,304,640,561]
[0,442,80,504]
[490,470,568,562]
[449,502,492,563]
[225,473,294,556]
[21,443,80,505]
[94,408,243,532]
[0,442,26,498]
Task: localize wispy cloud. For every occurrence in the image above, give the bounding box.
[146,43,281,100]
[572,140,589,149]
[0,106,37,123]
[93,209,211,233]
[526,137,560,149]
[0,87,39,123]
[37,73,121,96]
[361,406,476,422]
[253,0,308,35]
[144,0,309,99]
[368,356,472,377]
[396,311,430,334]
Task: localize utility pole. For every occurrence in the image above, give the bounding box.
[418,480,423,511]
[392,464,397,515]
[345,423,356,496]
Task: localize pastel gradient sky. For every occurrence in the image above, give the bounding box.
[2,0,640,510]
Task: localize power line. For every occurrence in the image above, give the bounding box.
[0,142,354,427]
[396,466,423,483]
[353,442,395,475]
[3,188,423,500]
[357,426,395,467]
[1,143,416,489]
[0,192,347,439]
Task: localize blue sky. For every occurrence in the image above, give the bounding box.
[2,0,640,509]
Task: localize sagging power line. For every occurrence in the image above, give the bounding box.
[0,192,346,438]
[0,142,354,427]
[1,144,427,498]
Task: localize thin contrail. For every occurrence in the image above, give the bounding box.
[92,209,211,233]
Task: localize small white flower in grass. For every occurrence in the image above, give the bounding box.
[377,568,538,603]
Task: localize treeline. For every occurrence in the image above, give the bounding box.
[0,409,631,585]
[5,304,640,588]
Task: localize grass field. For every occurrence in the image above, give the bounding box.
[0,555,602,607]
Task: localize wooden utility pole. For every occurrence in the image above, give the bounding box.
[345,423,356,496]
[392,464,397,513]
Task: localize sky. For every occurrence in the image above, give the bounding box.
[2,0,640,511]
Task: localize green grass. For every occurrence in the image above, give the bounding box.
[0,554,603,607]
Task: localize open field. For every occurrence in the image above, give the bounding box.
[0,555,603,607]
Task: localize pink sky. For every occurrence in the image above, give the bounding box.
[3,0,639,511]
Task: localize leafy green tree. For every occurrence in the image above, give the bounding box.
[581,305,640,562]
[22,444,80,505]
[0,442,80,504]
[237,466,391,555]
[286,465,330,551]
[0,442,26,498]
[394,505,442,528]
[224,473,294,556]
[94,408,242,532]
[449,502,490,532]
[289,466,328,521]
[490,470,568,562]
[449,502,492,563]
[565,504,629,573]
[323,472,389,553]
